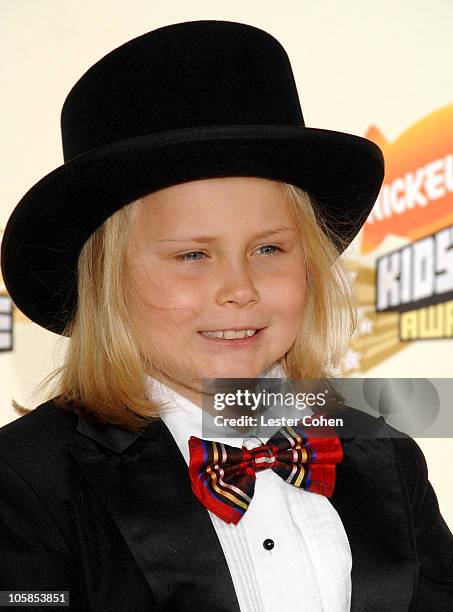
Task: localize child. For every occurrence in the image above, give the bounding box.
[1,20,452,611]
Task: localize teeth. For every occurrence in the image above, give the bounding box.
[201,329,258,339]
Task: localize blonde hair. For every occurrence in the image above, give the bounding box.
[12,182,358,432]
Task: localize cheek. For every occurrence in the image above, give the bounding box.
[129,266,204,326]
[265,268,306,317]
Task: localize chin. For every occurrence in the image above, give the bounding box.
[204,365,262,379]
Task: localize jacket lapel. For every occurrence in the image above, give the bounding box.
[66,416,241,611]
[328,413,419,611]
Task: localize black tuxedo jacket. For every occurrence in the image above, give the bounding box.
[0,399,452,611]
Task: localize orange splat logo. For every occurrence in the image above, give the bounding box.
[361,104,453,254]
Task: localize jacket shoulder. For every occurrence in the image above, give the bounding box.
[0,400,79,489]
[0,399,78,453]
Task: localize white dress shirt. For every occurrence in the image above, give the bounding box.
[145,363,352,612]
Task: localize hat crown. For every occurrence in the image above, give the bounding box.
[60,20,305,161]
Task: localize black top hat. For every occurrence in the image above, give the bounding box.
[1,19,384,336]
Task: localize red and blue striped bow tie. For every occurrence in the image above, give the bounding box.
[188,417,343,524]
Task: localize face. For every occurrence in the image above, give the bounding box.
[125,176,306,405]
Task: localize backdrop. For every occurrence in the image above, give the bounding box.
[1,0,452,528]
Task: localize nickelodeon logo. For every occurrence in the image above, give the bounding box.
[362,104,453,254]
[376,224,453,341]
[369,154,452,223]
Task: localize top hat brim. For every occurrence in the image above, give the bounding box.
[1,124,384,336]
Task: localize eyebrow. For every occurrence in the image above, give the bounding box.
[157,225,296,243]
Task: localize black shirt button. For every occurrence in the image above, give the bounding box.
[263,538,274,550]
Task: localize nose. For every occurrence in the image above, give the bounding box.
[215,259,259,306]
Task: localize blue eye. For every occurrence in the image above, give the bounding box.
[177,245,282,262]
[178,251,207,262]
[258,245,280,255]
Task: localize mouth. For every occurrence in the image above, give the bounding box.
[197,327,265,346]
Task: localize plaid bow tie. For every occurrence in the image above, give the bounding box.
[188,416,343,524]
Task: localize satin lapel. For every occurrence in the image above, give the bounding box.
[328,430,419,612]
[66,417,241,612]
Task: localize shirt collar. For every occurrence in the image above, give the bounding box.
[145,362,285,464]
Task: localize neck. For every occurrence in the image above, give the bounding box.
[153,361,283,409]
